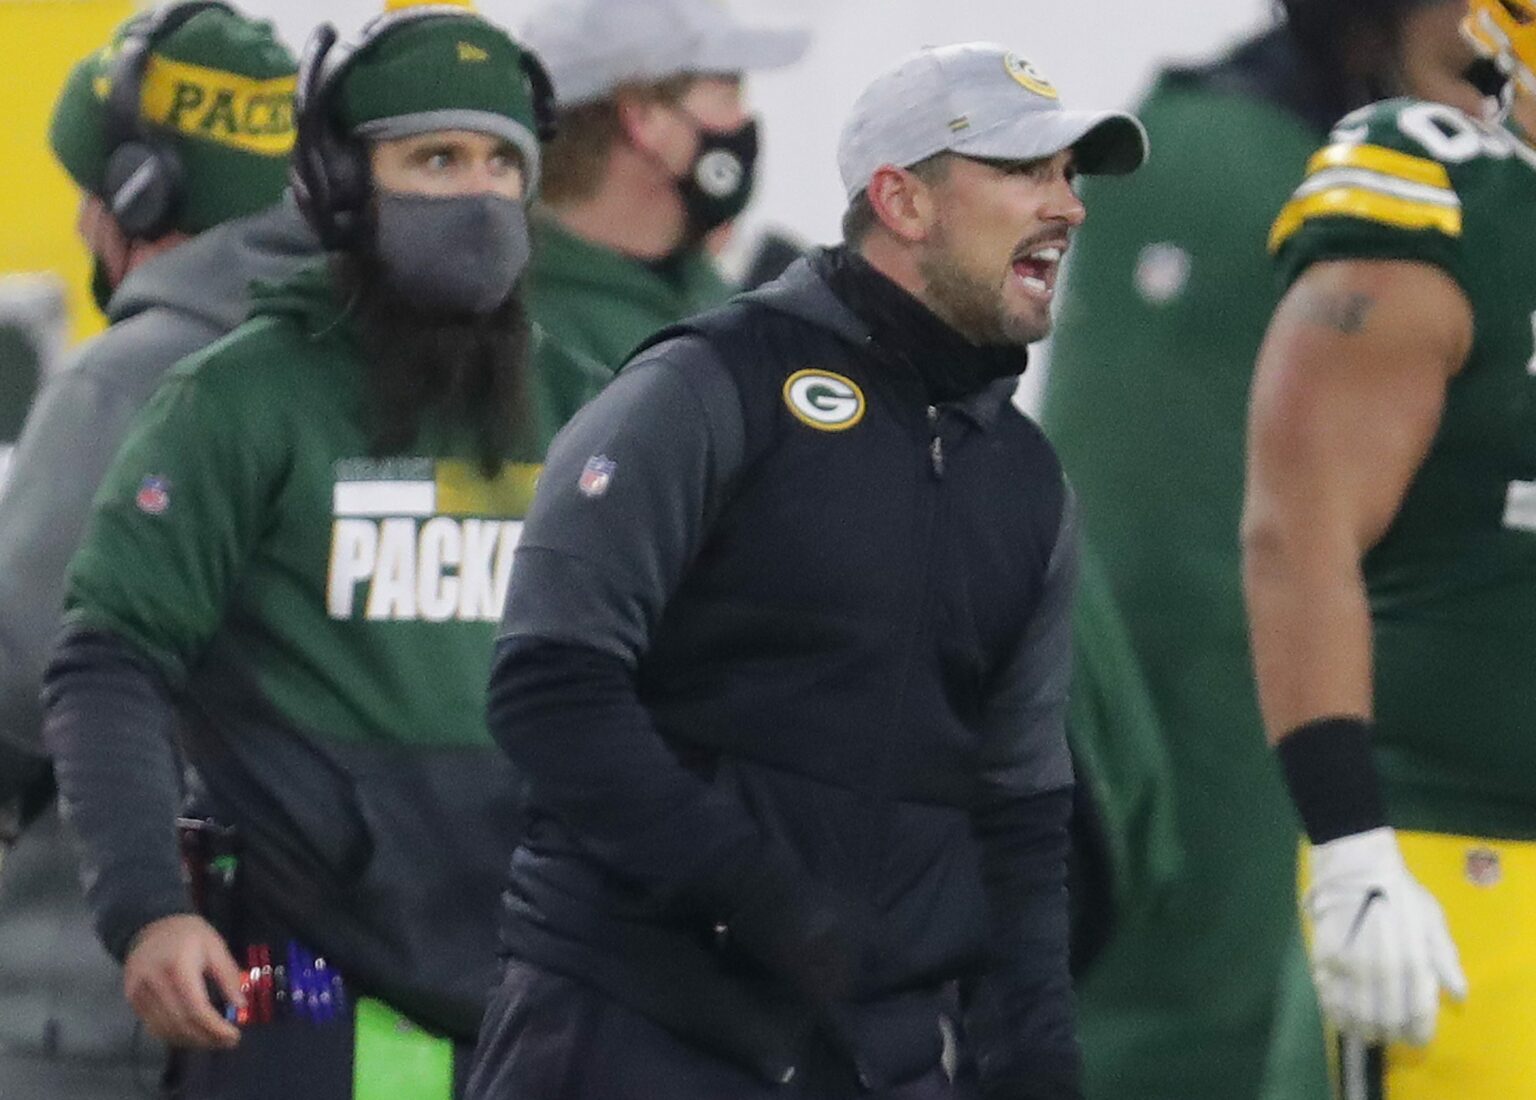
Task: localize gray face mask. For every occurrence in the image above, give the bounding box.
[372,192,531,316]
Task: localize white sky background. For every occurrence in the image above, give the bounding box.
[248,0,1278,407]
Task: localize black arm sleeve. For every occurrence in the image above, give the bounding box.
[489,637,862,1001]
[489,635,762,905]
[963,487,1082,1100]
[494,343,759,899]
[964,789,1080,1100]
[42,627,191,960]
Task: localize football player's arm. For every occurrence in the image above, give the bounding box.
[1242,256,1472,1046]
[1243,256,1469,740]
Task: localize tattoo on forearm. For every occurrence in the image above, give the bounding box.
[1297,289,1376,334]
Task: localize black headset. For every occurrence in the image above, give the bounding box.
[291,5,558,252]
[100,0,234,240]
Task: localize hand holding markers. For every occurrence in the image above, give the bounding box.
[122,914,244,1049]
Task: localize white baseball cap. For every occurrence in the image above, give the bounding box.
[838,42,1148,200]
[519,0,811,108]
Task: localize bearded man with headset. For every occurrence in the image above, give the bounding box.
[41,6,600,1098]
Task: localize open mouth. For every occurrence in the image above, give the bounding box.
[1011,243,1066,300]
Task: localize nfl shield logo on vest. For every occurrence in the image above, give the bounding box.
[578,455,617,499]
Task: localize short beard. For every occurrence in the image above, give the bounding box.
[918,221,1047,348]
[335,252,533,478]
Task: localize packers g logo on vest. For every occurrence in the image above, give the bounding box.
[783,370,866,432]
[1003,53,1059,100]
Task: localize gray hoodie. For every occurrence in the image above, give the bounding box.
[0,197,317,1081]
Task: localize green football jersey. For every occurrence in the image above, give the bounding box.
[66,265,599,750]
[1274,98,1536,839]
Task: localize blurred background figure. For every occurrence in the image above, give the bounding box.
[1038,3,1489,1100]
[0,277,69,494]
[0,4,309,1098]
[514,0,809,374]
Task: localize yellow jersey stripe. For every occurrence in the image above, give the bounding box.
[1293,167,1458,209]
[1305,143,1452,191]
[1269,186,1463,252]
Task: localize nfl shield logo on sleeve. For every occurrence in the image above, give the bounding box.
[578,455,617,499]
[135,475,171,515]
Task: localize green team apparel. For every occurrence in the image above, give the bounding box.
[1042,68,1327,1100]
[69,263,597,734]
[526,211,731,374]
[61,262,603,1067]
[1062,547,1183,961]
[1272,97,1536,841]
[1264,95,1536,1100]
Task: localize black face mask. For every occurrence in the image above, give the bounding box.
[675,117,760,244]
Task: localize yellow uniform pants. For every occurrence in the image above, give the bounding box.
[1303,831,1536,1100]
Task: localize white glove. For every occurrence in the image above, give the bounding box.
[1305,827,1468,1047]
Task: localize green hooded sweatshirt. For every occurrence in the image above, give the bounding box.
[526,211,731,374]
[56,261,604,1040]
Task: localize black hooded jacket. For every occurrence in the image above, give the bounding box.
[487,250,1081,1098]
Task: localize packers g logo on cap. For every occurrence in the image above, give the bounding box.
[1004,53,1059,100]
[783,370,865,432]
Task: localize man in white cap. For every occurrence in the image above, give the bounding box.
[465,43,1145,1100]
[515,0,809,376]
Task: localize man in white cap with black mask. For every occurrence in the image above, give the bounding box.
[514,0,809,376]
[466,41,1146,1100]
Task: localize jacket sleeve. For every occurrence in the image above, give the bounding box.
[61,359,277,681]
[42,628,190,959]
[499,340,743,667]
[491,341,856,991]
[963,487,1083,1100]
[0,331,204,817]
[492,340,768,887]
[43,354,278,956]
